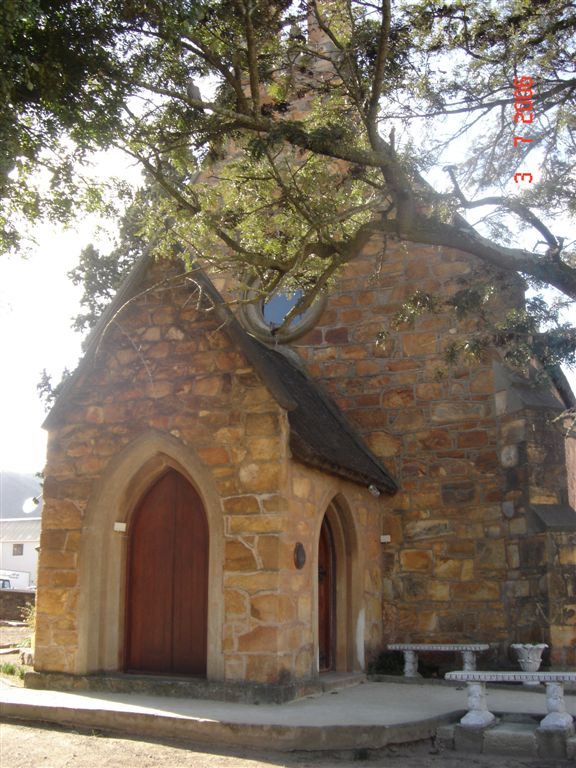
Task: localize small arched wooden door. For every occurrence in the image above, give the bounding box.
[125,470,208,676]
[318,516,336,672]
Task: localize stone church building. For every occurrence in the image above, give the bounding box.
[31,20,576,697]
[32,231,575,696]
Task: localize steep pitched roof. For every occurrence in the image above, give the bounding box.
[257,344,398,493]
[45,252,397,494]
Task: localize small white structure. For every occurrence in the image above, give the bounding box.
[446,670,576,732]
[387,643,490,677]
[0,518,41,587]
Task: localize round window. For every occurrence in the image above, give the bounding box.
[239,283,326,343]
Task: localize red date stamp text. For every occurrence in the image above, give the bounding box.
[513,76,534,184]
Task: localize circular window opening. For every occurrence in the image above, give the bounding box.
[239,283,326,343]
[262,290,304,329]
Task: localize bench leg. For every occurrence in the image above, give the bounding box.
[539,682,574,731]
[461,650,477,671]
[460,682,496,728]
[403,650,421,677]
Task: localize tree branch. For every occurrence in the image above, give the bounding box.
[380,216,576,300]
[444,166,561,253]
[367,0,391,124]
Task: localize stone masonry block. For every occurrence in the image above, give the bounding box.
[227,515,283,535]
[483,723,537,756]
[536,728,570,759]
[237,625,279,653]
[381,388,414,408]
[245,412,281,436]
[238,462,282,492]
[197,446,230,465]
[441,481,475,505]
[400,549,433,571]
[41,500,83,530]
[366,432,402,457]
[401,332,437,356]
[224,540,257,571]
[452,581,500,600]
[251,594,294,624]
[39,550,77,570]
[454,724,488,754]
[223,496,261,514]
[435,724,455,751]
[431,402,487,424]
[224,572,279,591]
[224,590,248,616]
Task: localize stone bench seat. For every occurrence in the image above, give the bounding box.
[387,643,490,678]
[445,670,576,732]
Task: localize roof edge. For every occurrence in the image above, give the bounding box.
[289,432,397,495]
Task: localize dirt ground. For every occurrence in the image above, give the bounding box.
[0,621,30,648]
[0,721,573,768]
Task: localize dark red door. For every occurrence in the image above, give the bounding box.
[318,516,335,672]
[126,470,208,675]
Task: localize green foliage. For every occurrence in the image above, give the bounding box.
[20,602,36,637]
[67,184,158,331]
[37,367,72,412]
[1,1,574,372]
[0,0,130,251]
[393,291,442,327]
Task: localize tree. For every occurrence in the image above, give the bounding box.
[68,184,159,332]
[3,1,576,372]
[0,0,131,251]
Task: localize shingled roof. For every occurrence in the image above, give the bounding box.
[45,251,397,495]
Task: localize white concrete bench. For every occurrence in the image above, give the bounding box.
[445,670,576,731]
[387,643,490,678]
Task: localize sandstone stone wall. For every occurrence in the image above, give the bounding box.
[37,259,287,677]
[289,237,574,661]
[564,434,576,511]
[495,401,575,664]
[546,531,576,667]
[221,459,383,683]
[36,258,385,683]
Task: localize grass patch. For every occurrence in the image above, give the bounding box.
[1,659,30,684]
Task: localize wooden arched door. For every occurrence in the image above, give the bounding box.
[318,515,336,672]
[125,470,208,676]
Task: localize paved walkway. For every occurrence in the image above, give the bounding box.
[2,677,574,752]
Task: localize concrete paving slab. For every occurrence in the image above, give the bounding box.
[1,678,574,752]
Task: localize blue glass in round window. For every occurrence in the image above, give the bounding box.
[262,290,304,328]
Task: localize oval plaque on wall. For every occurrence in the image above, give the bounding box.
[293,542,306,569]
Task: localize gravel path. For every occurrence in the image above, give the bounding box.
[0,721,573,768]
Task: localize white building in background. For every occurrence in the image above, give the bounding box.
[0,471,43,587]
[0,517,41,587]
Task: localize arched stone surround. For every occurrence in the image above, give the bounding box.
[75,430,224,678]
[314,493,363,674]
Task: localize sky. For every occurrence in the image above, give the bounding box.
[0,150,142,474]
[0,223,90,474]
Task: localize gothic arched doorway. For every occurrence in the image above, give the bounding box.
[317,498,362,675]
[318,515,336,671]
[125,469,208,676]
